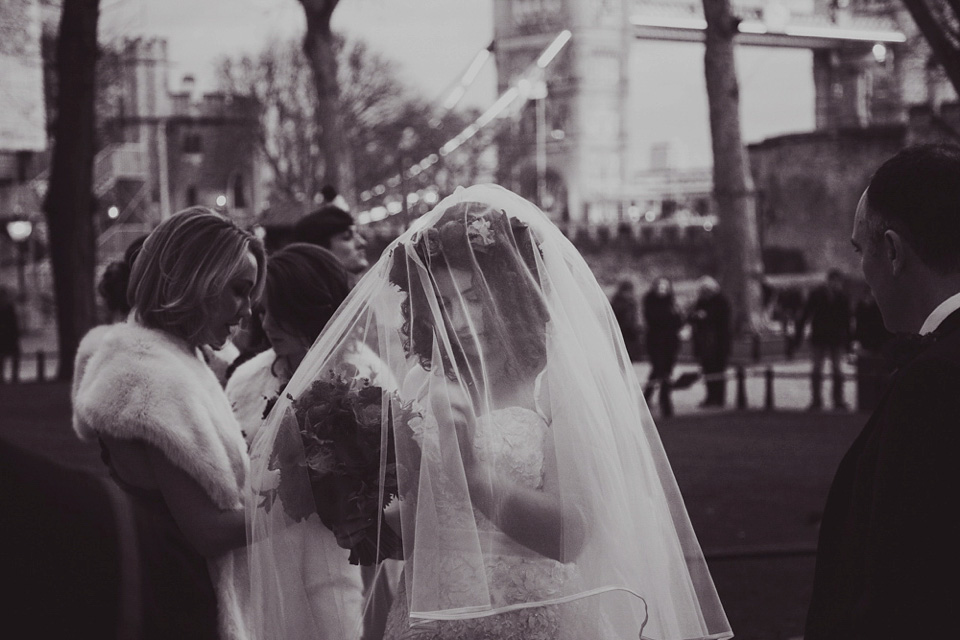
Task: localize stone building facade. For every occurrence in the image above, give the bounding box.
[95,38,262,259]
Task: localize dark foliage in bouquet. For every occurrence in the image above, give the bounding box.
[265,368,419,565]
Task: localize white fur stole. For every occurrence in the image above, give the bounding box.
[73,322,248,509]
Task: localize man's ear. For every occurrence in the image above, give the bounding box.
[884,229,906,276]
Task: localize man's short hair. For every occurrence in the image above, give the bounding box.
[291,205,354,249]
[867,143,960,274]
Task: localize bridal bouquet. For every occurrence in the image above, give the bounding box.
[265,368,417,565]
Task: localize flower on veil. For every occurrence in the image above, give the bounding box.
[262,369,420,565]
[467,218,495,248]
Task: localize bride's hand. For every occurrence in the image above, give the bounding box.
[431,380,478,472]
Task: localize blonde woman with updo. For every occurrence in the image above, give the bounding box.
[73,207,265,640]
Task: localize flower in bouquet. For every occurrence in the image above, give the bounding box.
[265,368,420,565]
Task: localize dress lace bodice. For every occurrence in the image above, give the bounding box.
[472,406,548,489]
[384,405,601,640]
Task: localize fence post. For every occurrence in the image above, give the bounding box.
[736,366,747,410]
[764,366,774,411]
[751,333,761,362]
[36,351,45,383]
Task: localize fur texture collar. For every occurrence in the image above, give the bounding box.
[73,322,248,509]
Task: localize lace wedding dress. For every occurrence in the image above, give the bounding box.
[383,405,608,640]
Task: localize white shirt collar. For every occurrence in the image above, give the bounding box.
[919,290,960,335]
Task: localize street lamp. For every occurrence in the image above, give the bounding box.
[5,219,33,301]
[530,75,549,211]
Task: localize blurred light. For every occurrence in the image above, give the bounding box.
[107,206,120,219]
[386,201,403,215]
[529,78,547,100]
[644,211,657,222]
[252,225,267,240]
[550,129,565,140]
[6,220,32,242]
[370,206,388,221]
[357,211,372,225]
[762,3,790,32]
[627,205,641,222]
[424,190,439,205]
[872,43,887,63]
[537,30,572,68]
[373,185,386,196]
[407,192,420,205]
[463,49,491,85]
[703,221,714,232]
[442,86,467,111]
[216,195,227,207]
[360,190,372,201]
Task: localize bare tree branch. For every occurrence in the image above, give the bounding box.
[902,0,960,95]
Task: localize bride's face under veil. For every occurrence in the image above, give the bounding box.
[431,268,494,373]
[245,185,732,640]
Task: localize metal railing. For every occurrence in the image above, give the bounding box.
[1,350,58,384]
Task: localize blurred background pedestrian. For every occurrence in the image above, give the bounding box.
[642,277,683,417]
[794,269,852,411]
[292,204,369,281]
[96,236,146,324]
[690,276,732,408]
[610,279,643,363]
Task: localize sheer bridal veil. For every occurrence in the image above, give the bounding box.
[246,184,731,640]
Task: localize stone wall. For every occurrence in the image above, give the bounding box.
[749,104,960,277]
[749,126,906,277]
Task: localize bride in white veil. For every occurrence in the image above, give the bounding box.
[246,185,732,640]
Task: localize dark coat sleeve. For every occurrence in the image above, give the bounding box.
[852,358,960,639]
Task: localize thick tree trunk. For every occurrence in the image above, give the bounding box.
[299,0,356,208]
[901,0,960,97]
[43,0,100,380]
[702,0,764,333]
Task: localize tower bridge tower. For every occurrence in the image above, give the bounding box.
[493,0,631,224]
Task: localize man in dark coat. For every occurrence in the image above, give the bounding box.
[805,144,960,639]
[689,276,732,407]
[642,277,683,417]
[795,269,852,410]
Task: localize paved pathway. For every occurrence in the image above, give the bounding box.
[634,358,860,419]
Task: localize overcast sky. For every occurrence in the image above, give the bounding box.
[100,0,496,106]
[99,0,814,168]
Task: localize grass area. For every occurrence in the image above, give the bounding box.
[658,411,863,640]
[1,384,866,639]
[0,382,104,475]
